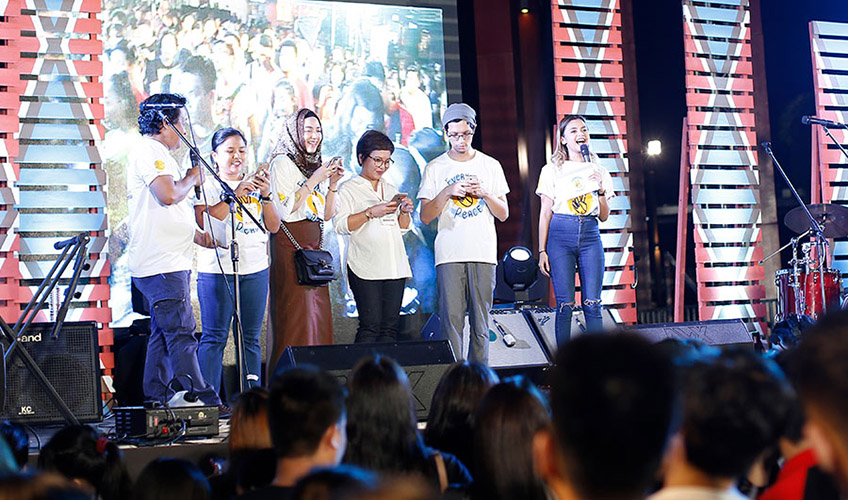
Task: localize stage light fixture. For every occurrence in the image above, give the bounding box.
[519,0,529,14]
[502,245,538,292]
[647,139,662,156]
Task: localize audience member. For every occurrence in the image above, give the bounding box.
[790,310,848,491]
[465,377,550,500]
[37,425,131,500]
[759,351,840,500]
[423,361,498,472]
[347,476,436,500]
[649,349,794,500]
[291,465,376,500]
[211,388,274,500]
[0,421,26,471]
[239,366,347,500]
[343,356,470,492]
[133,457,210,500]
[534,333,677,500]
[0,472,89,500]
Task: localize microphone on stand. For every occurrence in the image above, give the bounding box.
[580,143,591,163]
[190,149,202,199]
[801,116,848,129]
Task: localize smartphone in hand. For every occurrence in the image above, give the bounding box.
[389,192,408,205]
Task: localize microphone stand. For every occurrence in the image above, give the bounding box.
[762,142,828,317]
[159,111,265,395]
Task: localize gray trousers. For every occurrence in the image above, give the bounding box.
[436,262,496,363]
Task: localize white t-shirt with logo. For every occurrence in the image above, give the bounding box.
[418,151,510,266]
[269,154,330,223]
[127,136,197,278]
[535,160,615,216]
[194,178,270,275]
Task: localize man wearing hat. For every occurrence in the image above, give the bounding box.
[418,103,509,363]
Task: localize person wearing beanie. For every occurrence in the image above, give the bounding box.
[418,103,509,364]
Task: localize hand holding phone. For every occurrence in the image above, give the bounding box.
[390,192,408,205]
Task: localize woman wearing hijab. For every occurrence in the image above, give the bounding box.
[267,108,343,376]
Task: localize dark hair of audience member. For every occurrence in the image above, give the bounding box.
[550,333,678,500]
[471,377,549,500]
[423,361,498,470]
[346,476,436,500]
[132,458,210,500]
[37,425,130,500]
[269,365,347,459]
[0,472,90,500]
[229,386,272,453]
[0,420,29,470]
[344,356,427,474]
[355,130,395,165]
[235,448,277,495]
[291,465,377,500]
[681,349,793,478]
[137,93,186,135]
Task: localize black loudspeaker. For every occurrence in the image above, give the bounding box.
[419,310,551,371]
[275,340,455,421]
[3,322,102,425]
[629,319,753,347]
[525,306,619,357]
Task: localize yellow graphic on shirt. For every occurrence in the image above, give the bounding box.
[154,160,165,171]
[568,192,595,215]
[306,190,325,216]
[452,194,479,209]
[234,195,262,223]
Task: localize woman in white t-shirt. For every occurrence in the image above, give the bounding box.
[266,108,344,375]
[195,128,280,395]
[333,130,414,343]
[536,115,615,346]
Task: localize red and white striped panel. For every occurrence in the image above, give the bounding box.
[551,0,637,324]
[683,0,767,323]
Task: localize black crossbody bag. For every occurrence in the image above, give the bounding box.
[280,220,336,287]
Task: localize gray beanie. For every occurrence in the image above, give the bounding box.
[441,103,477,129]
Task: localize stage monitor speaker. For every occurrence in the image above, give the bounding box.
[419,310,551,371]
[525,306,619,358]
[3,321,102,425]
[275,340,454,421]
[629,319,753,347]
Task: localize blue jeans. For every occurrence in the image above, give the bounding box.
[548,214,605,346]
[132,271,221,406]
[197,268,268,396]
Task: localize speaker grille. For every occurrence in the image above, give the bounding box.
[3,322,101,425]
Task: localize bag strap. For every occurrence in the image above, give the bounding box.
[434,451,448,493]
[280,219,323,251]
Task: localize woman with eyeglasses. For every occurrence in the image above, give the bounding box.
[333,130,413,343]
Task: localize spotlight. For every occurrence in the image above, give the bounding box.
[519,0,529,14]
[502,245,538,292]
[647,139,662,156]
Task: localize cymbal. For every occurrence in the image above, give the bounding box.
[784,203,848,238]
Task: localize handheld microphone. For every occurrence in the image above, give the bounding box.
[801,116,848,129]
[580,144,591,163]
[142,103,185,109]
[493,319,516,347]
[189,150,202,199]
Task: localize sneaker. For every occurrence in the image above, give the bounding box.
[216,403,231,419]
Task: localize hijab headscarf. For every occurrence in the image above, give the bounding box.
[268,108,322,178]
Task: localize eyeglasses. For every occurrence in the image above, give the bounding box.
[447,132,474,140]
[368,156,394,168]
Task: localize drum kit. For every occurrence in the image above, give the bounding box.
[765,203,848,322]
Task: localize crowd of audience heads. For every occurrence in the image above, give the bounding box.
[3,313,848,500]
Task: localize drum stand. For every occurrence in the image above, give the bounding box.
[762,143,829,319]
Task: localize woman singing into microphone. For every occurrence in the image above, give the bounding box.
[536,114,614,346]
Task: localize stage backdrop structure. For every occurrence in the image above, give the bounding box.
[678,0,771,326]
[810,21,848,283]
[550,0,639,325]
[0,1,113,398]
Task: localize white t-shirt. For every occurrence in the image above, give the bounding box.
[418,150,510,266]
[194,178,270,275]
[269,154,331,223]
[535,160,615,216]
[127,136,197,278]
[334,175,412,280]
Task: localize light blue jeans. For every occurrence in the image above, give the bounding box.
[197,268,269,396]
[548,214,605,346]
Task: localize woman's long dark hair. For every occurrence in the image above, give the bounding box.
[471,379,551,500]
[343,356,429,475]
[423,361,498,470]
[37,425,131,500]
[132,458,210,500]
